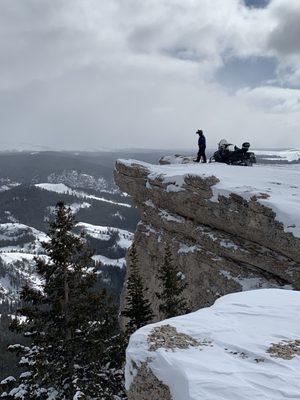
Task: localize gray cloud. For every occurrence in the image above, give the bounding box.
[0,0,299,151]
[269,9,300,56]
[216,56,278,90]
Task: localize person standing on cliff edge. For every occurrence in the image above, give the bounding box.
[194,129,207,163]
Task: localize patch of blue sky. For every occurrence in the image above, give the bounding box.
[215,56,278,90]
[244,0,269,8]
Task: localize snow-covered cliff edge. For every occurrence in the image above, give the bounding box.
[125,289,300,400]
[114,159,300,318]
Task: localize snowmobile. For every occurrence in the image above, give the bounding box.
[209,139,256,166]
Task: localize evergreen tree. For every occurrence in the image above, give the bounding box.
[156,243,189,319]
[1,202,126,400]
[122,244,153,335]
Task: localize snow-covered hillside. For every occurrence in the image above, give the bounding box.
[47,170,109,192]
[76,222,133,268]
[36,183,131,208]
[126,289,300,400]
[0,253,46,301]
[0,178,19,193]
[254,148,300,163]
[0,223,48,253]
[0,223,48,302]
[76,222,133,249]
[0,221,133,303]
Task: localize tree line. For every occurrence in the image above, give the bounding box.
[122,242,189,335]
[0,202,189,399]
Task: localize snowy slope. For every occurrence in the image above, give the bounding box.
[0,219,132,301]
[92,255,126,268]
[126,289,300,400]
[0,253,47,302]
[119,160,300,238]
[47,170,109,192]
[35,183,131,208]
[47,202,91,216]
[0,223,47,241]
[0,178,19,192]
[0,224,49,301]
[76,222,132,268]
[254,148,300,162]
[76,222,133,249]
[0,223,48,253]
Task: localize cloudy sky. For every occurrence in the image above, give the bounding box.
[0,0,299,150]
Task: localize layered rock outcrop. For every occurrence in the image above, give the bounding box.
[115,159,300,319]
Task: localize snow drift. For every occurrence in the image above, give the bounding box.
[126,289,300,400]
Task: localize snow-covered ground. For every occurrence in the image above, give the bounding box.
[0,252,47,299]
[254,148,300,162]
[0,223,47,242]
[76,222,132,268]
[35,183,131,208]
[0,223,49,253]
[0,220,131,301]
[47,170,109,192]
[0,252,39,265]
[0,224,48,300]
[120,160,300,238]
[76,222,133,249]
[0,179,19,192]
[126,289,300,400]
[92,255,126,268]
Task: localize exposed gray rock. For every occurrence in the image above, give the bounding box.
[115,159,300,323]
[148,324,200,352]
[127,362,172,400]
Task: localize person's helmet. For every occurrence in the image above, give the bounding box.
[196,129,203,135]
[218,139,228,149]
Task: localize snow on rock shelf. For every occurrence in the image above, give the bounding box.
[115,159,300,320]
[126,289,300,400]
[117,159,300,239]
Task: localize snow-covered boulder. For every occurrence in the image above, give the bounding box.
[115,159,300,321]
[126,289,300,400]
[159,154,194,165]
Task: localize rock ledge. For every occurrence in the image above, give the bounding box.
[115,159,300,318]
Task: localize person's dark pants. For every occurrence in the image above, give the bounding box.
[196,147,207,163]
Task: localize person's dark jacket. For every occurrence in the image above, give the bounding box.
[198,135,206,148]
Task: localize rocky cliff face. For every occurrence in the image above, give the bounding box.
[114,158,300,320]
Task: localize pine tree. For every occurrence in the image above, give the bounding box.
[156,243,189,319]
[1,202,126,400]
[122,244,153,335]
